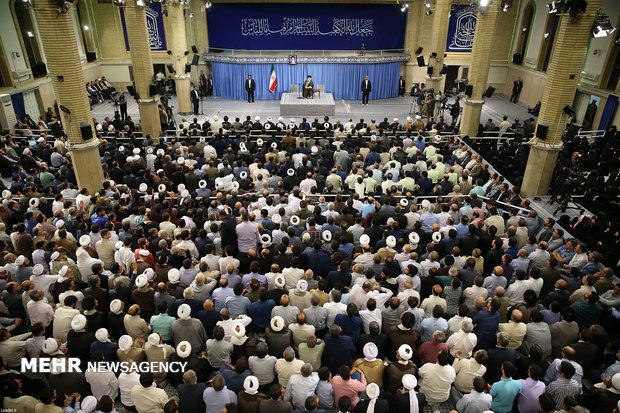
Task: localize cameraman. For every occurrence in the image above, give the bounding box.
[450,96,460,122]
[118,92,127,120]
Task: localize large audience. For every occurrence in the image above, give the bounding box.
[0,112,619,413]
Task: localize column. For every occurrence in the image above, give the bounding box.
[459,4,501,137]
[425,0,452,92]
[167,2,191,115]
[403,1,424,88]
[32,0,104,193]
[521,0,602,197]
[124,0,161,139]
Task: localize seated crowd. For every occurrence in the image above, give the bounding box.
[0,113,619,413]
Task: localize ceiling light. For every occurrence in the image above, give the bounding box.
[136,0,145,6]
[544,32,550,38]
[83,25,89,31]
[479,0,491,7]
[27,31,34,38]
[522,27,527,32]
[205,2,212,9]
[424,2,432,8]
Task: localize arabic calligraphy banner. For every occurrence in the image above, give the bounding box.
[119,2,167,52]
[445,4,477,53]
[207,3,406,50]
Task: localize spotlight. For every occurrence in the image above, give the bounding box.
[21,0,33,7]
[501,0,512,11]
[27,31,34,38]
[205,2,212,9]
[544,32,550,38]
[136,0,145,6]
[167,50,173,55]
[522,27,527,32]
[424,2,432,8]
[478,0,491,7]
[426,10,433,15]
[113,0,125,5]
[83,25,89,31]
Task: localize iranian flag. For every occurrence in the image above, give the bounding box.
[268,64,277,93]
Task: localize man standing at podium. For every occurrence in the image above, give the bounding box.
[303,75,314,99]
[245,74,255,103]
[361,75,372,105]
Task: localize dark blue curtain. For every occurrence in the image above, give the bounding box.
[11,93,25,120]
[598,94,618,131]
[212,62,400,101]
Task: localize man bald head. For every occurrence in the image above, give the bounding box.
[204,299,214,311]
[493,266,504,276]
[511,309,523,322]
[280,294,289,306]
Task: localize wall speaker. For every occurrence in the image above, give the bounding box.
[563,105,574,115]
[80,122,93,141]
[430,52,437,58]
[415,47,423,55]
[191,54,200,66]
[512,53,523,64]
[484,86,496,98]
[440,65,448,75]
[86,51,97,62]
[167,64,176,74]
[191,45,198,53]
[427,66,434,76]
[465,84,473,98]
[458,81,466,92]
[149,84,158,96]
[185,63,192,73]
[49,121,63,137]
[536,122,548,140]
[417,56,425,67]
[33,62,47,77]
[126,84,136,96]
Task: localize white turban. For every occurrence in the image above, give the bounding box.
[95,328,110,343]
[402,374,419,413]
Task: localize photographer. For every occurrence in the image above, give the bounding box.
[450,97,461,122]
[118,92,127,120]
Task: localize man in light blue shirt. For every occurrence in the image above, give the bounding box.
[419,209,439,233]
[419,305,449,342]
[284,363,320,409]
[202,374,237,413]
[211,278,234,313]
[490,361,522,413]
[456,376,492,413]
[225,283,251,319]
[149,303,175,341]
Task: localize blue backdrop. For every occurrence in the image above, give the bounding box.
[11,93,25,120]
[119,2,167,51]
[446,5,477,53]
[212,62,400,101]
[207,3,406,50]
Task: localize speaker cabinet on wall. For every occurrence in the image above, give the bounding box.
[149,84,158,96]
[191,45,198,53]
[33,62,47,77]
[191,54,200,66]
[440,65,448,75]
[563,105,574,115]
[185,63,192,73]
[415,47,423,55]
[430,52,437,58]
[80,122,93,141]
[458,81,466,92]
[513,53,523,65]
[417,56,425,67]
[484,86,496,98]
[536,122,549,140]
[86,51,97,62]
[427,66,434,76]
[465,84,473,98]
[126,85,136,96]
[166,64,176,74]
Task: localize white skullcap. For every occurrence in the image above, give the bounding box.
[398,344,413,361]
[613,373,620,390]
[296,279,308,293]
[51,251,60,261]
[177,157,185,165]
[255,116,260,121]
[421,199,431,209]
[148,333,161,346]
[232,322,246,338]
[147,147,153,154]
[244,375,259,395]
[80,396,97,413]
[271,316,284,332]
[110,299,123,314]
[55,220,65,228]
[213,115,219,121]
[42,337,59,355]
[23,148,31,155]
[71,314,87,331]
[275,275,285,288]
[407,116,412,121]
[144,268,155,281]
[1,190,10,199]
[58,266,69,277]
[415,115,421,120]
[366,382,380,399]
[363,342,378,362]
[15,256,25,266]
[38,137,44,143]
[118,335,132,352]
[79,235,91,247]
[139,249,149,257]
[393,118,398,122]
[177,303,191,320]
[133,148,141,155]
[139,183,148,193]
[96,328,110,343]
[177,341,191,358]
[115,241,123,249]
[119,145,125,152]
[168,268,180,283]
[32,264,44,276]
[402,374,419,413]
[135,274,148,288]
[267,116,272,121]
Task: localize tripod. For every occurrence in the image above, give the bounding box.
[549,179,584,215]
[409,97,418,114]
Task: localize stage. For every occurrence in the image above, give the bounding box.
[279,92,336,117]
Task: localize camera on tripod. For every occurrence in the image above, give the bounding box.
[110,91,120,106]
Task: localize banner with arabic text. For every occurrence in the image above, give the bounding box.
[119,2,167,52]
[445,4,477,53]
[206,3,406,50]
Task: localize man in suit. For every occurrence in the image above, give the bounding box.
[398,76,406,96]
[510,77,523,103]
[207,74,213,96]
[198,71,207,97]
[245,74,255,103]
[159,104,169,132]
[191,86,200,115]
[361,75,371,105]
[303,75,314,99]
[118,92,127,120]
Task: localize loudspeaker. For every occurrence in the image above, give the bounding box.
[126,84,136,96]
[191,45,198,53]
[512,53,523,64]
[166,64,176,74]
[465,84,473,98]
[427,65,434,75]
[484,86,496,98]
[86,51,97,62]
[440,65,448,75]
[49,121,63,137]
[149,84,158,96]
[417,56,425,67]
[563,105,574,115]
[415,47,423,55]
[536,122,549,140]
[184,63,192,73]
[191,54,200,66]
[458,81,466,92]
[33,62,47,77]
[430,52,437,58]
[80,122,93,141]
